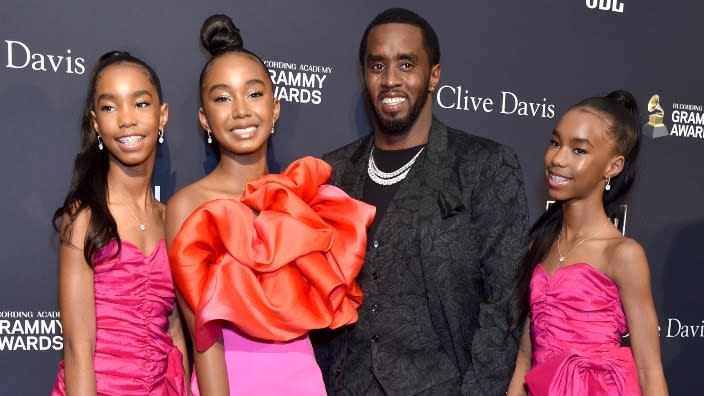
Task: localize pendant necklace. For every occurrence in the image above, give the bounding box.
[110,190,154,232]
[556,219,611,263]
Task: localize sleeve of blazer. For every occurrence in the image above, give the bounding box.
[462,144,529,396]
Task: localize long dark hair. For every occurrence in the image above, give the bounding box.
[53,51,163,265]
[512,90,642,331]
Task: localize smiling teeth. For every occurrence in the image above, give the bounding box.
[382,97,406,105]
[232,126,257,137]
[117,136,144,145]
[550,174,570,183]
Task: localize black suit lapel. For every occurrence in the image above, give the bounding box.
[336,135,373,200]
[418,117,452,194]
[415,118,463,369]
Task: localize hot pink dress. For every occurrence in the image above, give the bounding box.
[52,240,185,396]
[525,263,641,395]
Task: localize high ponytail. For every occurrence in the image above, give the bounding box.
[577,89,641,218]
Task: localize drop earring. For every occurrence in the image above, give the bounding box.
[207,130,213,144]
[271,127,275,135]
[97,135,103,150]
[158,129,165,144]
[605,177,611,191]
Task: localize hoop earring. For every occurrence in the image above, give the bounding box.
[605,177,611,191]
[158,129,165,144]
[97,135,103,151]
[207,130,213,144]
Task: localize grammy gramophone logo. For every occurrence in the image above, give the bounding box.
[643,94,668,138]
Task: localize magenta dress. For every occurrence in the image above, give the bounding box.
[190,329,325,396]
[52,240,185,396]
[525,263,641,396]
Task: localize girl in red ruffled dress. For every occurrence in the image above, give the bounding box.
[165,14,374,395]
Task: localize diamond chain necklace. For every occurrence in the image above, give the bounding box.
[367,145,425,186]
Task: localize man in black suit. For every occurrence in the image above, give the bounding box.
[313,7,529,395]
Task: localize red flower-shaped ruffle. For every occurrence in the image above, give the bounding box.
[169,157,375,352]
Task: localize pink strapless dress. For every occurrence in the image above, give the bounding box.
[190,329,325,396]
[525,263,641,396]
[52,240,185,396]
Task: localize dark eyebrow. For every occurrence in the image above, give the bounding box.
[131,90,152,99]
[552,129,593,146]
[366,54,385,64]
[96,90,152,102]
[208,80,265,93]
[572,137,593,147]
[245,79,265,86]
[208,83,231,94]
[397,53,417,62]
[96,93,115,102]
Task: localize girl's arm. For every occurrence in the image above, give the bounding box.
[612,239,669,396]
[165,193,229,396]
[507,319,532,396]
[58,210,97,395]
[176,292,229,396]
[168,305,191,393]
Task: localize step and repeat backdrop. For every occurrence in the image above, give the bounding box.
[1,0,702,394]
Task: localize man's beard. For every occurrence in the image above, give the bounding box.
[369,83,430,136]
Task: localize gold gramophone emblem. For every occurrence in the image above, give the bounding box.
[643,94,669,138]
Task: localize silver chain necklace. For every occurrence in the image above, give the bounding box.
[367,145,425,186]
[110,190,154,232]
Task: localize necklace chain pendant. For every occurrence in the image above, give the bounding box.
[110,190,153,232]
[556,219,611,265]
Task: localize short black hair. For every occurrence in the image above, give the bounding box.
[359,8,440,66]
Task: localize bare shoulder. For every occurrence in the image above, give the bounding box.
[59,204,92,249]
[58,206,93,270]
[608,237,647,264]
[164,181,213,243]
[605,236,650,286]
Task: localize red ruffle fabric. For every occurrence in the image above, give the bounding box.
[169,157,375,352]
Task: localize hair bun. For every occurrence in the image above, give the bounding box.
[98,50,131,63]
[606,90,639,114]
[200,14,243,56]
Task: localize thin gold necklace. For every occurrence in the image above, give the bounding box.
[110,190,154,232]
[557,220,611,263]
